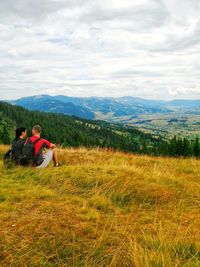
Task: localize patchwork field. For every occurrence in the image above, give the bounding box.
[0,145,200,266]
[106,113,200,138]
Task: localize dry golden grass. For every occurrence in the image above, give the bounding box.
[0,145,200,267]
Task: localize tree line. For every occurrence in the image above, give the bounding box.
[166,136,200,158]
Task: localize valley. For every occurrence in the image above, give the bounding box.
[10,95,200,138]
[104,113,200,138]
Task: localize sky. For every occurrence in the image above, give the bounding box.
[0,0,200,100]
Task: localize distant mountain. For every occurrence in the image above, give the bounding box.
[166,99,200,108]
[12,95,95,120]
[52,95,170,116]
[10,95,200,120]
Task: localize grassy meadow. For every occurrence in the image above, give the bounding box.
[0,145,200,266]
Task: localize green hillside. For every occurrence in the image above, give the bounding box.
[0,101,164,155]
[0,102,199,157]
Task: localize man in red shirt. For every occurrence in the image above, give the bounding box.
[30,125,60,168]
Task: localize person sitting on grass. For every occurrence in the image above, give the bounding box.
[22,125,61,168]
[4,127,27,166]
[13,127,27,162]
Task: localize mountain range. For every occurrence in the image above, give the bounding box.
[10,95,200,120]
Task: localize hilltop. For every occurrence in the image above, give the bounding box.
[0,146,200,266]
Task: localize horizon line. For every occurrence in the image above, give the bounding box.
[2,94,200,102]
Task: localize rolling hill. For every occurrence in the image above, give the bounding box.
[1,101,200,157]
[0,146,200,266]
[12,95,95,120]
[10,95,200,122]
[0,101,164,155]
[8,95,200,138]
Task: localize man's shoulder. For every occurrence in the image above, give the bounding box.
[30,136,43,141]
[40,138,50,143]
[30,136,37,141]
[30,136,51,146]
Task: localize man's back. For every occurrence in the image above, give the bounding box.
[28,136,51,166]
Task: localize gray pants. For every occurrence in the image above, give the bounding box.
[36,150,53,168]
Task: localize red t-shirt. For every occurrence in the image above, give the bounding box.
[28,136,51,166]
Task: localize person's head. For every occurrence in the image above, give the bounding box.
[16,127,27,140]
[32,125,42,136]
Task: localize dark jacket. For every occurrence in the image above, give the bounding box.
[11,138,25,164]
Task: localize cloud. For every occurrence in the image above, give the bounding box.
[168,86,200,96]
[0,0,200,100]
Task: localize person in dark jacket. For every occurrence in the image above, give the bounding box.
[11,127,27,164]
[15,127,27,140]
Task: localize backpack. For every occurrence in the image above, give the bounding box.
[12,139,25,164]
[3,149,13,168]
[20,138,41,166]
[3,139,25,168]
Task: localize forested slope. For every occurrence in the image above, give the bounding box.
[0,102,199,157]
[0,102,163,154]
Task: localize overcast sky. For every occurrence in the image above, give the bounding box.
[0,0,200,100]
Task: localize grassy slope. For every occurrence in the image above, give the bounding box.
[0,146,200,267]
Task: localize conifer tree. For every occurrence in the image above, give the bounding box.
[193,137,200,158]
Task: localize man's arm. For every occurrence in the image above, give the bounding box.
[42,139,56,150]
[50,143,56,149]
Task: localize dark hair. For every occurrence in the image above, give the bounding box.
[33,125,42,133]
[15,127,26,140]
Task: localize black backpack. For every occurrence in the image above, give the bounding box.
[20,138,41,166]
[3,139,25,168]
[12,139,25,164]
[3,149,13,168]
